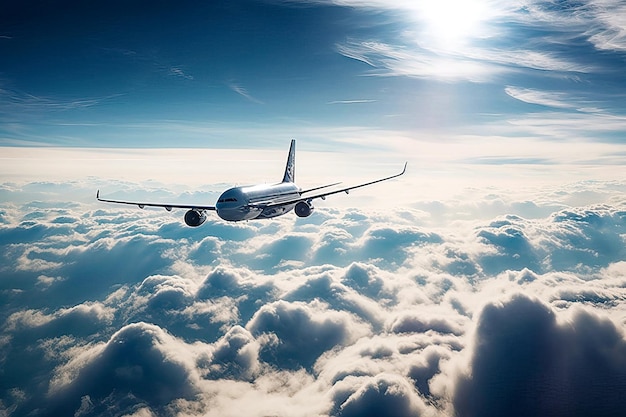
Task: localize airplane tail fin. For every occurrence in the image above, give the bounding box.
[282,139,296,183]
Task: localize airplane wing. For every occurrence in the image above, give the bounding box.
[263,162,407,209]
[96,190,216,212]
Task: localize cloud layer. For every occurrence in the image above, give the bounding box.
[1,180,626,416]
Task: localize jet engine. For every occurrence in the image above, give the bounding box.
[184,209,207,227]
[294,201,314,218]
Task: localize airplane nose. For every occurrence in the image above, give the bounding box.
[216,207,235,221]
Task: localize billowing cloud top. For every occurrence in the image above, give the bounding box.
[1,179,626,417]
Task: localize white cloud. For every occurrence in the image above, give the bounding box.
[311,0,626,53]
[324,0,610,83]
[445,293,626,416]
[327,99,377,105]
[336,39,502,82]
[505,86,578,109]
[168,67,194,80]
[248,299,372,370]
[330,372,433,417]
[1,179,626,416]
[0,86,116,113]
[227,82,264,104]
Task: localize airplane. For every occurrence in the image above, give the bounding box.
[97,140,406,226]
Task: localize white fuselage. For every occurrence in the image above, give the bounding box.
[215,182,301,221]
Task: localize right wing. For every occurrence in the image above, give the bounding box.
[96,190,216,212]
[263,162,407,209]
[303,162,407,200]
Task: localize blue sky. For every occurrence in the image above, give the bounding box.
[2,0,625,157]
[2,2,626,417]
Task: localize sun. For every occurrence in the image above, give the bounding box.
[415,0,491,50]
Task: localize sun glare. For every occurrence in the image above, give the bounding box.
[416,0,490,50]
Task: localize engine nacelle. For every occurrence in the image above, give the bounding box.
[184,209,207,227]
[294,201,314,218]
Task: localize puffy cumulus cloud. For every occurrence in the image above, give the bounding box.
[389,311,465,336]
[5,302,114,337]
[315,333,458,394]
[446,294,626,417]
[357,226,443,267]
[331,373,431,417]
[248,299,371,370]
[206,325,260,380]
[134,274,196,312]
[473,205,626,275]
[283,269,389,331]
[195,266,278,328]
[46,322,202,416]
[547,206,626,270]
[312,227,354,265]
[248,233,314,270]
[341,262,386,299]
[1,180,626,416]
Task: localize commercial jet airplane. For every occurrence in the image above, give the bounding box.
[97,140,406,226]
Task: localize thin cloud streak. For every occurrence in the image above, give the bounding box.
[505,111,626,141]
[518,0,626,52]
[336,40,502,82]
[505,86,582,110]
[169,67,194,80]
[0,87,123,113]
[228,82,264,104]
[327,99,377,104]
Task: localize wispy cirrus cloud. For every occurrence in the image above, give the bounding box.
[337,39,596,82]
[505,86,586,110]
[308,0,626,52]
[0,87,121,113]
[327,99,377,104]
[317,0,621,83]
[336,40,502,82]
[518,0,626,52]
[494,85,626,147]
[169,66,194,80]
[227,82,264,104]
[504,111,626,143]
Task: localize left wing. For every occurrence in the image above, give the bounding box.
[96,190,216,212]
[264,162,407,209]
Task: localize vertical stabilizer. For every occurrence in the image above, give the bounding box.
[282,139,296,183]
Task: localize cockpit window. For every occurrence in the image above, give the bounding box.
[219,198,237,203]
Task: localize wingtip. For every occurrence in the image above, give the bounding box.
[402,162,407,174]
[96,189,100,200]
